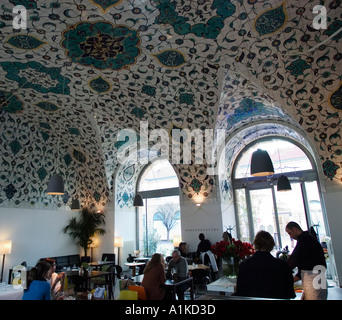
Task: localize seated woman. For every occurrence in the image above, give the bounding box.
[42,257,65,296]
[141,253,166,300]
[235,231,296,299]
[22,261,51,300]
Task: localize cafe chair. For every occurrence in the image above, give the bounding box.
[118,290,138,300]
[101,253,115,261]
[192,269,210,296]
[128,285,146,300]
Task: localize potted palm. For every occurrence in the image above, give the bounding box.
[63,207,106,261]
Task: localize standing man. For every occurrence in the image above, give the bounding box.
[285,221,327,300]
[166,249,189,300]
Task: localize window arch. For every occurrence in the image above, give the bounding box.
[232,137,329,252]
[136,159,181,256]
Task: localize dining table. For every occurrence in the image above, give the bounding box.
[124,262,146,276]
[0,282,24,300]
[89,260,115,271]
[65,269,114,299]
[164,277,194,300]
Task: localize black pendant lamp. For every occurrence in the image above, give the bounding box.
[70,198,81,210]
[277,175,292,192]
[133,194,144,207]
[46,174,65,195]
[250,149,274,176]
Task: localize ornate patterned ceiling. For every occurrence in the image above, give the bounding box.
[0,0,341,209]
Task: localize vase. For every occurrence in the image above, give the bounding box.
[222,257,238,278]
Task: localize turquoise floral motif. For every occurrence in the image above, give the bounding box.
[0,61,71,94]
[322,159,340,180]
[36,101,60,112]
[130,106,146,119]
[285,58,310,77]
[226,98,284,126]
[4,184,17,199]
[88,0,122,12]
[155,0,236,39]
[64,153,72,166]
[153,50,186,68]
[68,128,80,135]
[190,178,203,193]
[329,83,342,111]
[142,84,156,97]
[6,35,45,50]
[93,191,101,202]
[9,0,37,9]
[37,167,48,181]
[0,90,23,113]
[179,93,195,105]
[61,21,141,70]
[89,76,111,94]
[324,20,342,42]
[254,2,287,36]
[9,139,22,155]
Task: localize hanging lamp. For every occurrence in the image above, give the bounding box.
[70,198,81,210]
[133,194,143,207]
[277,175,292,192]
[250,149,274,176]
[46,174,65,195]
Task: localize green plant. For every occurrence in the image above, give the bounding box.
[63,207,106,257]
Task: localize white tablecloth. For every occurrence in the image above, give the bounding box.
[206,277,237,293]
[0,283,24,300]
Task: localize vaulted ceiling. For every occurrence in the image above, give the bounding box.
[0,0,341,209]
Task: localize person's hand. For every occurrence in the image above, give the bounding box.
[57,272,65,280]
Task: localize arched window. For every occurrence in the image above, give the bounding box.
[233,137,328,251]
[137,159,181,256]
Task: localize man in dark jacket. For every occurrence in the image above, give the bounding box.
[235,231,295,299]
[286,221,327,300]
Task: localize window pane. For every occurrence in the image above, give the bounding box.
[250,189,278,246]
[138,196,181,257]
[235,189,249,242]
[139,159,179,191]
[305,181,327,243]
[235,139,312,178]
[274,183,308,250]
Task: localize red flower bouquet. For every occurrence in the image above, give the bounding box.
[211,238,255,277]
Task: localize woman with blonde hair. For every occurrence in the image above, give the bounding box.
[141,253,166,300]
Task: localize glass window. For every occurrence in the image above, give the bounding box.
[274,182,308,249]
[137,160,181,257]
[233,138,327,250]
[139,159,179,191]
[234,139,312,179]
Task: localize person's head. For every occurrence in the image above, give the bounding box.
[151,253,164,265]
[144,253,164,274]
[199,233,205,241]
[32,261,51,281]
[172,249,181,263]
[285,221,303,240]
[253,231,275,252]
[178,242,187,253]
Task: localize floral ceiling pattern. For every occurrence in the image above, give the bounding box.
[0,0,341,209]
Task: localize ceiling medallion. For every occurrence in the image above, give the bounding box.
[61,21,141,70]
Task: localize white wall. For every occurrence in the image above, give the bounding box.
[180,195,224,254]
[0,207,79,283]
[114,205,136,269]
[0,205,115,283]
